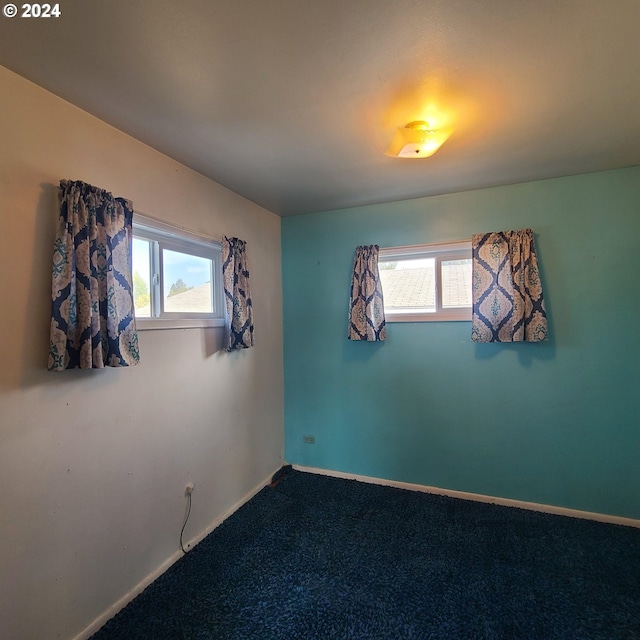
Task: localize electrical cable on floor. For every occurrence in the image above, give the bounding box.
[180,491,192,554]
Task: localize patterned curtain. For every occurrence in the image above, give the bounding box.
[48,180,140,370]
[471,228,548,343]
[348,245,386,341]
[222,236,254,350]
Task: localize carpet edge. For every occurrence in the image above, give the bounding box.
[291,465,640,529]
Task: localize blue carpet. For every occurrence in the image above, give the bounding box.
[91,470,640,639]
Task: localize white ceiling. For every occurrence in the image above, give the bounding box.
[1,0,639,216]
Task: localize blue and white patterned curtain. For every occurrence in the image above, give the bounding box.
[222,236,254,350]
[348,245,386,341]
[471,228,548,343]
[48,180,140,369]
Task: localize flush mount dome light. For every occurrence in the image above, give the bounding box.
[385,120,453,158]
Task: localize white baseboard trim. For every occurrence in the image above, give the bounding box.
[72,467,280,640]
[292,465,640,529]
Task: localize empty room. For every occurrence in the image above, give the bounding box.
[0,1,639,639]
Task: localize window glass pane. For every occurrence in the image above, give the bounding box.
[442,258,472,308]
[132,238,151,317]
[379,257,436,312]
[162,249,213,313]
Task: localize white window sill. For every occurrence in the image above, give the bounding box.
[135,318,225,331]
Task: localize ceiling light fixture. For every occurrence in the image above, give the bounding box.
[385,120,453,159]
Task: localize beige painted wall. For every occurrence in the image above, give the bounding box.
[0,67,284,640]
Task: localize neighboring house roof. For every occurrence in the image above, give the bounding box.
[135,282,212,316]
[379,265,471,309]
[164,283,212,312]
[379,268,435,309]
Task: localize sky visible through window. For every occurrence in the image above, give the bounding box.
[132,239,212,296]
[162,249,212,296]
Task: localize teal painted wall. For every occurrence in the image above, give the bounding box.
[282,167,640,520]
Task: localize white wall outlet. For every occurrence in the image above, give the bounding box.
[185,482,195,496]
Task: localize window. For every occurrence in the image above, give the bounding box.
[378,241,472,322]
[132,214,224,330]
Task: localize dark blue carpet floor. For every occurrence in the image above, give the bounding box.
[91,470,640,639]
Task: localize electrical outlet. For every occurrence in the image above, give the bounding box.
[185,482,195,496]
[303,435,315,444]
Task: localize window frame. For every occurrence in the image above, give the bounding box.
[378,240,472,322]
[132,213,225,331]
